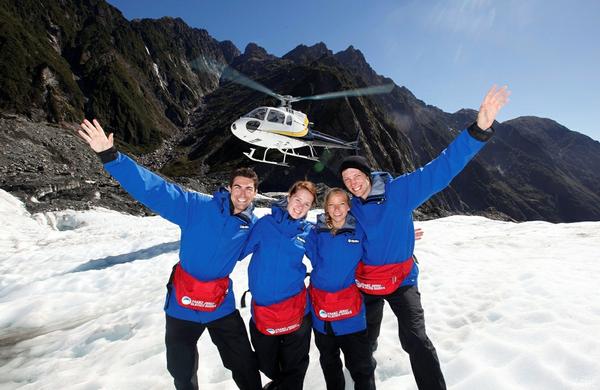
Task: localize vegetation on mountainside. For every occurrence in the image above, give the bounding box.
[0,2,83,121]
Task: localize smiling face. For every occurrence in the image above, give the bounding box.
[287,188,314,220]
[341,168,372,200]
[325,191,350,228]
[230,176,257,214]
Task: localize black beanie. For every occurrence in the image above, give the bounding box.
[339,155,372,178]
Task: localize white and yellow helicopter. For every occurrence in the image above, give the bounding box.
[222,67,394,166]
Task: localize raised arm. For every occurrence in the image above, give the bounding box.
[78,119,210,226]
[389,85,510,210]
[477,85,510,130]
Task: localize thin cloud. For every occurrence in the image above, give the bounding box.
[428,0,497,37]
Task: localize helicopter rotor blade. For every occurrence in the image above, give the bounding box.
[190,57,284,102]
[291,83,394,102]
[220,67,284,101]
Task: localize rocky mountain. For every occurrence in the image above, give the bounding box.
[479,116,600,221]
[1,0,599,222]
[282,42,332,64]
[0,0,234,153]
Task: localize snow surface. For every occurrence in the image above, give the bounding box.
[1,188,599,390]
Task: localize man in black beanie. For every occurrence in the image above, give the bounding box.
[339,156,372,181]
[339,85,510,390]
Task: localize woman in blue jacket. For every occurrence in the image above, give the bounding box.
[241,181,317,390]
[305,188,375,390]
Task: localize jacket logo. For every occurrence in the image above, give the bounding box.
[240,225,249,229]
[180,296,218,309]
[355,280,385,291]
[347,239,360,244]
[266,323,301,335]
[296,236,306,244]
[319,308,353,318]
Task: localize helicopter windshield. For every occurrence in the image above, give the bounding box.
[267,109,286,124]
[244,108,267,120]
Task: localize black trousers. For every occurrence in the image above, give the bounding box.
[165,311,262,390]
[363,285,446,390]
[313,327,375,390]
[249,314,312,390]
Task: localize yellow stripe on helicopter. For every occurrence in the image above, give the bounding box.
[270,117,309,137]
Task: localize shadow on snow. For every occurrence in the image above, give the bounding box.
[68,241,180,273]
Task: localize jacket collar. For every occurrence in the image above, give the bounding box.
[358,172,391,204]
[271,198,289,222]
[315,213,357,234]
[214,187,254,224]
[270,200,311,235]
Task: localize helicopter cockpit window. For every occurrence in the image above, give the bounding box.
[286,115,293,126]
[245,108,267,120]
[267,109,286,124]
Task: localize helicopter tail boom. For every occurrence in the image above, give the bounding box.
[302,130,358,150]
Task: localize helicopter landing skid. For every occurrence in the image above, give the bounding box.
[243,146,320,166]
[244,148,290,167]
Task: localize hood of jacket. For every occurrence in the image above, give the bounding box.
[358,172,392,204]
[315,213,358,234]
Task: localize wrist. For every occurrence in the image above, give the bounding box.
[468,121,496,142]
[97,147,118,163]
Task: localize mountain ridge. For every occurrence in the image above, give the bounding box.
[1,0,599,222]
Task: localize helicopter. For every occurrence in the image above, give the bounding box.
[221,67,394,166]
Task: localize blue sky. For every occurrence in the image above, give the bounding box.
[107,0,600,142]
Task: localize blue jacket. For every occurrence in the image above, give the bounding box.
[350,129,489,287]
[242,205,313,315]
[104,152,257,323]
[305,213,367,335]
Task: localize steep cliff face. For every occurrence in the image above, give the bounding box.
[0,0,234,153]
[1,2,599,222]
[131,17,235,126]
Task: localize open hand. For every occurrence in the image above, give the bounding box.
[78,119,113,153]
[477,85,511,130]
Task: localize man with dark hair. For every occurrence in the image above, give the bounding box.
[77,119,262,390]
[339,85,510,390]
[230,167,259,191]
